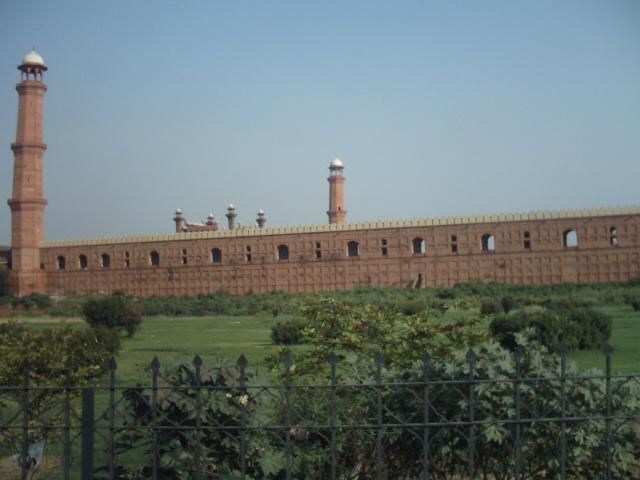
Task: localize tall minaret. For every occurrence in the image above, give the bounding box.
[327,158,346,224]
[8,50,48,296]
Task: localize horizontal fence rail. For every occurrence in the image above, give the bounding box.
[1,349,639,479]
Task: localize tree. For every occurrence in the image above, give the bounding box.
[83,293,143,337]
[0,322,120,476]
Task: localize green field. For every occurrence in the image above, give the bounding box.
[6,303,640,381]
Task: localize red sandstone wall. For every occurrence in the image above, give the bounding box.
[40,214,640,297]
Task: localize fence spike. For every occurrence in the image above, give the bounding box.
[193,354,203,367]
[374,352,384,367]
[328,352,337,365]
[422,351,431,365]
[466,349,477,363]
[283,352,294,368]
[108,356,117,371]
[557,344,568,357]
[237,354,248,369]
[603,344,613,355]
[151,356,160,370]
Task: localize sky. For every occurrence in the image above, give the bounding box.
[0,1,639,244]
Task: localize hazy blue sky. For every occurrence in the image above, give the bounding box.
[1,1,639,244]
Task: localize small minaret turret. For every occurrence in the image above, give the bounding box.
[206,213,217,228]
[226,204,237,230]
[256,209,266,228]
[327,158,346,224]
[8,50,49,295]
[173,208,186,232]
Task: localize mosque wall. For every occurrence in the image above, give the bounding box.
[39,212,640,297]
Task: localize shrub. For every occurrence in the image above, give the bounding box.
[83,294,143,337]
[271,318,308,345]
[480,299,503,315]
[11,292,51,310]
[501,295,515,313]
[489,307,611,351]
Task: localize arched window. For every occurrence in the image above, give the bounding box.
[481,234,495,252]
[381,238,388,256]
[57,256,66,271]
[211,248,222,264]
[412,237,426,255]
[181,249,188,265]
[124,251,130,268]
[523,231,531,250]
[149,251,160,266]
[610,226,618,246]
[245,246,252,263]
[277,244,289,261]
[563,229,578,248]
[101,253,110,268]
[79,254,88,269]
[451,235,458,253]
[347,240,359,257]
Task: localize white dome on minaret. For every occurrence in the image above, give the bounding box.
[330,158,343,168]
[22,50,45,67]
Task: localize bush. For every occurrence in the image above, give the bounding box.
[480,299,503,315]
[271,318,308,345]
[501,295,515,313]
[11,292,51,310]
[489,307,612,351]
[83,294,143,337]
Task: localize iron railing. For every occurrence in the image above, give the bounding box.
[1,348,639,479]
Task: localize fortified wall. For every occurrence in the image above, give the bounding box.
[6,51,640,297]
[40,207,640,297]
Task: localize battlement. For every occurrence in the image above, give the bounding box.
[40,205,640,248]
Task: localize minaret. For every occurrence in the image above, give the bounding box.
[256,209,266,228]
[173,208,186,232]
[226,204,237,230]
[327,158,346,224]
[8,50,48,296]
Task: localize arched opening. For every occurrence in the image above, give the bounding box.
[277,244,289,261]
[347,241,359,258]
[101,254,110,268]
[211,248,222,264]
[524,231,531,250]
[610,226,618,246]
[124,251,130,268]
[451,235,458,253]
[381,238,388,256]
[412,237,426,255]
[78,255,88,270]
[481,234,495,252]
[57,256,66,271]
[181,248,188,265]
[149,251,160,267]
[563,229,578,248]
[245,246,252,263]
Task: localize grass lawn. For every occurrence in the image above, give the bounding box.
[7,303,640,379]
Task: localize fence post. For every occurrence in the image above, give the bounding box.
[559,345,567,480]
[328,352,338,480]
[238,354,248,480]
[604,345,613,480]
[63,358,72,480]
[81,388,95,480]
[193,355,203,480]
[466,350,477,480]
[513,348,523,480]
[20,358,30,480]
[374,352,384,480]
[283,353,293,480]
[422,351,431,480]
[151,356,160,480]
[107,357,117,480]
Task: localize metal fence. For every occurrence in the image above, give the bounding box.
[1,348,639,480]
